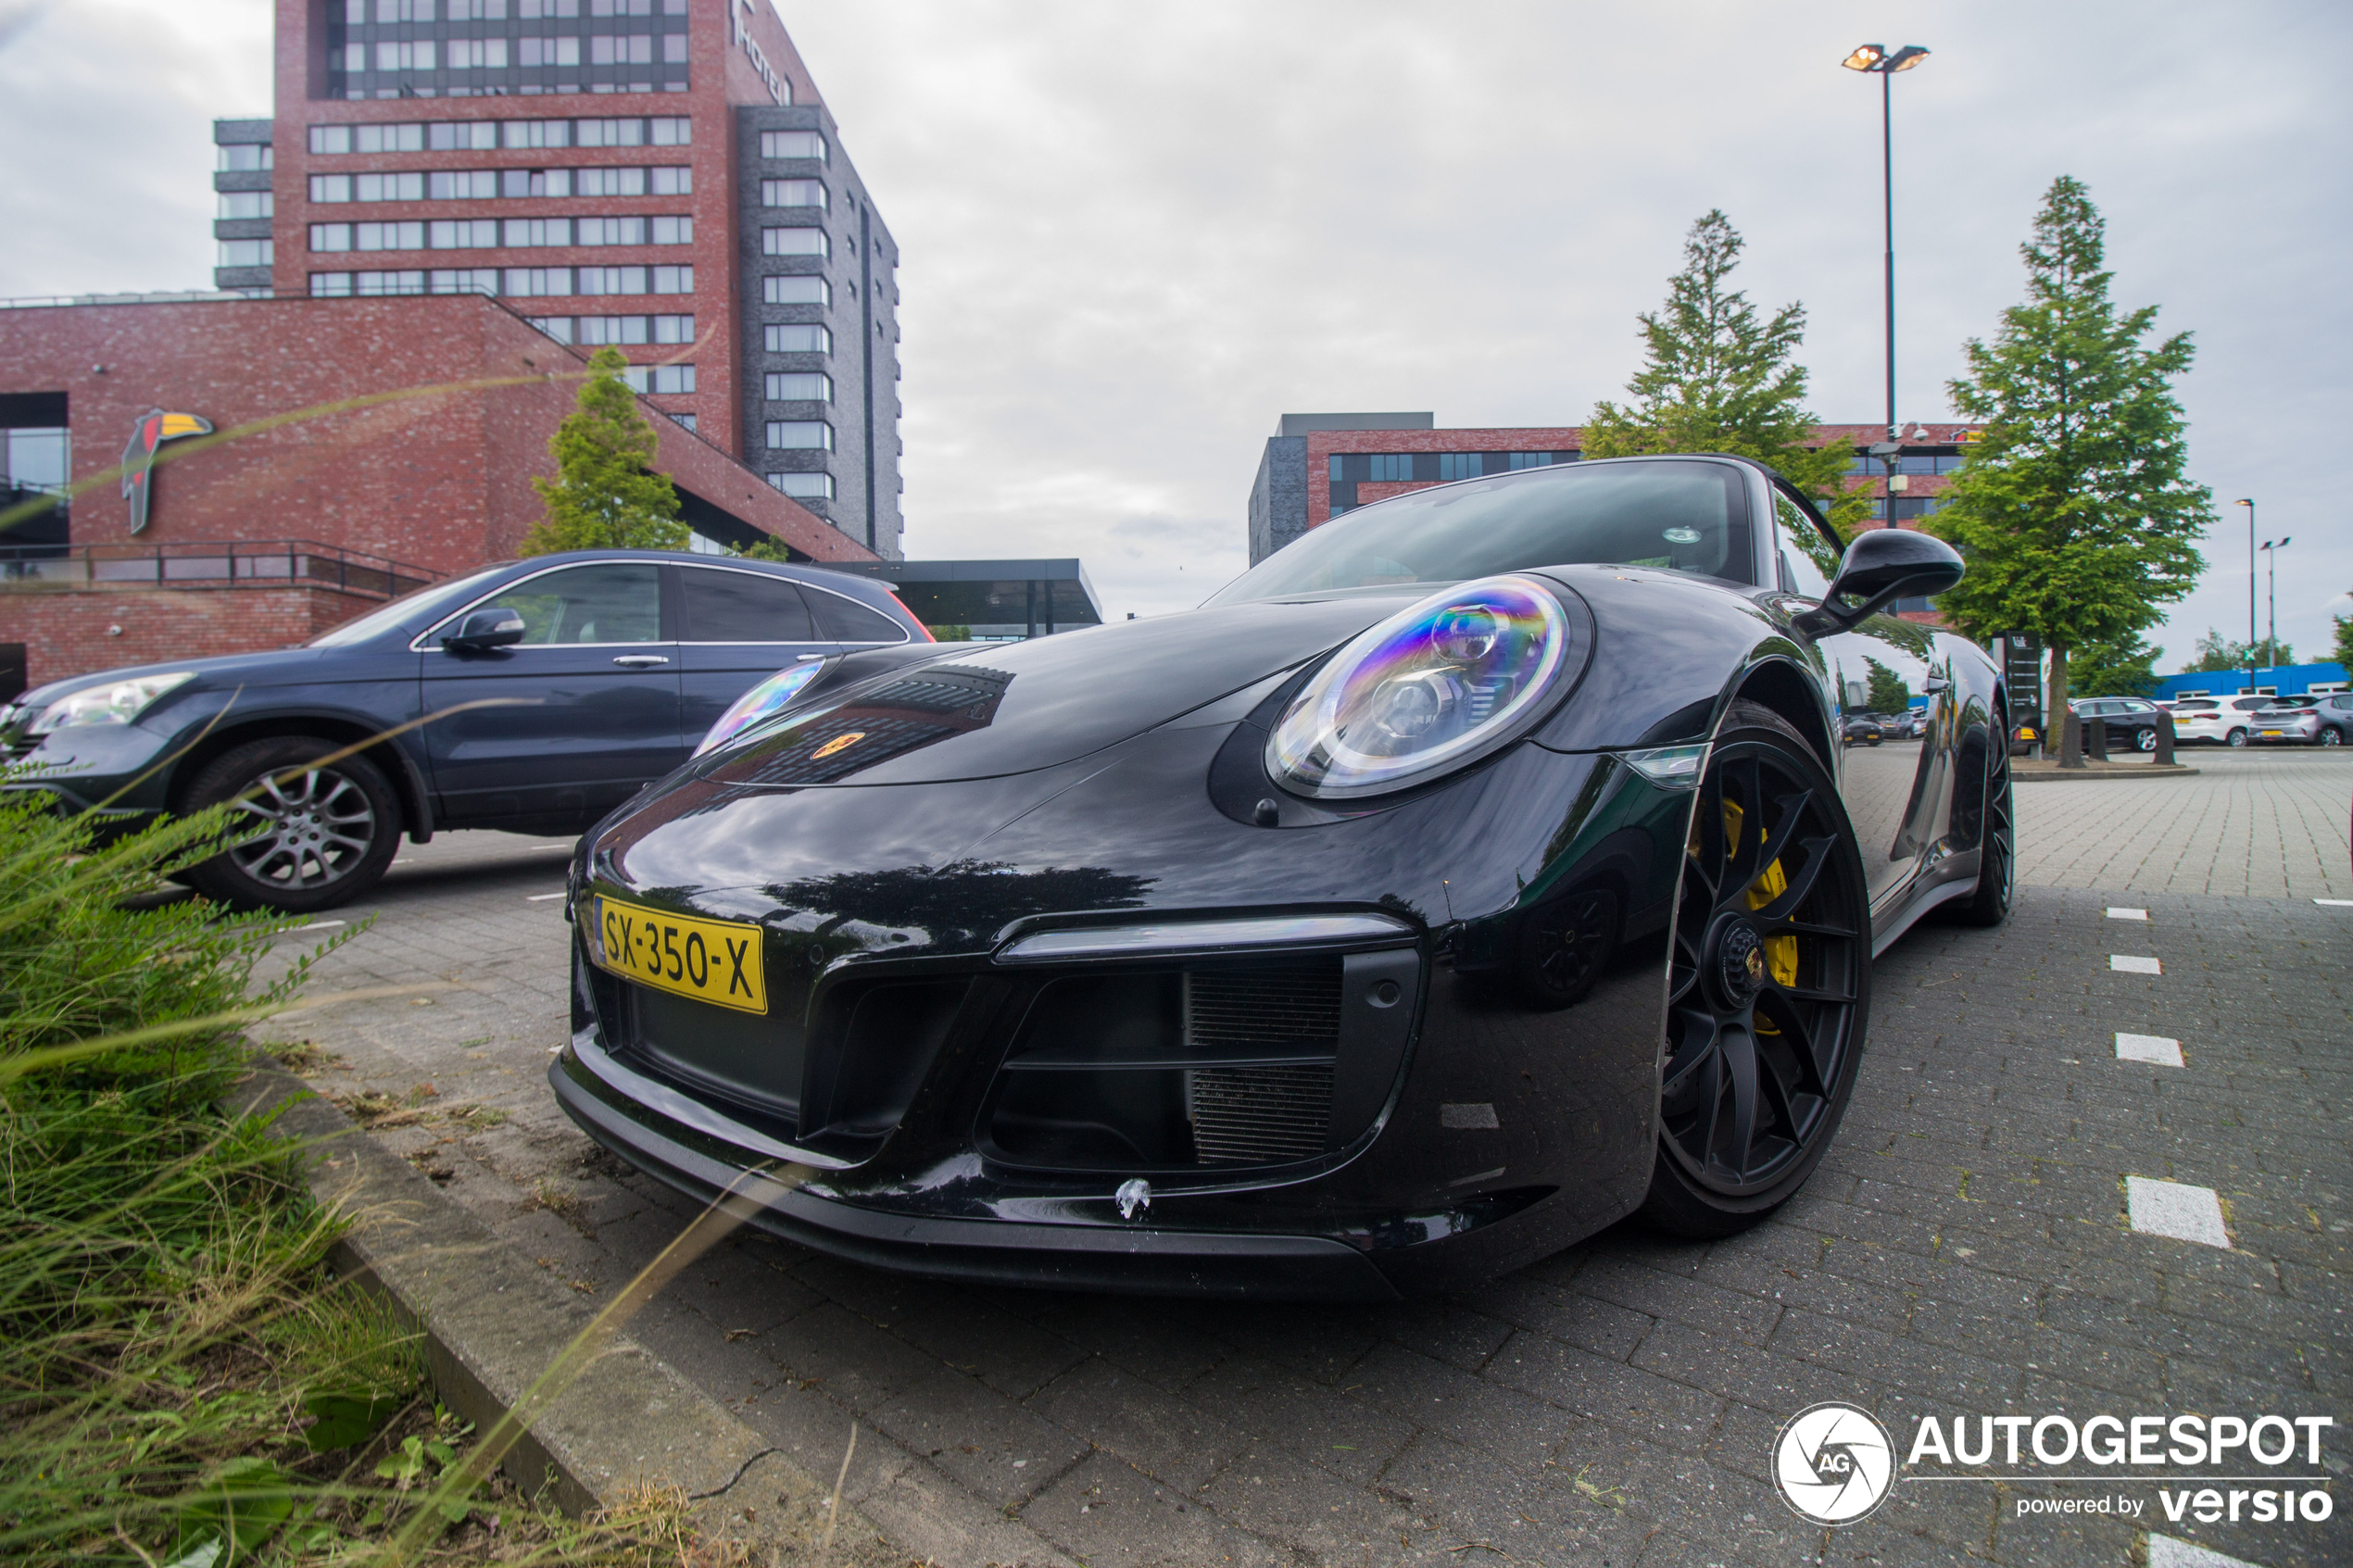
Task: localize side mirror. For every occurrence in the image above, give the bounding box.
[441,608,526,652]
[1794,527,1965,635]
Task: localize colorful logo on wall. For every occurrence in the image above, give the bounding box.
[121,409,213,533]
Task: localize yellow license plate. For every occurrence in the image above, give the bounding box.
[2260,730,2283,736]
[593,897,767,1014]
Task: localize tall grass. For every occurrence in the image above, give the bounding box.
[0,775,709,1566]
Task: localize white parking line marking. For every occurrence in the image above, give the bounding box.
[2126,1176,2230,1248]
[2106,907,2148,920]
[286,920,346,933]
[2317,898,2353,907]
[525,892,568,901]
[2148,1532,2263,1568]
[2115,1032,2184,1067]
[2110,955,2162,974]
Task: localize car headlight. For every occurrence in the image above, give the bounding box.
[694,658,826,758]
[28,671,195,734]
[1266,575,1571,799]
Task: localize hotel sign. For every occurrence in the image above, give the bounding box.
[731,1,788,106]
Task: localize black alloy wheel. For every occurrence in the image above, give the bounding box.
[1641,701,1869,1238]
[1948,704,2016,928]
[181,735,401,912]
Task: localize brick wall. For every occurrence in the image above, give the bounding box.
[4,583,379,689]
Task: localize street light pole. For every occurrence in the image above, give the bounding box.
[2233,498,2256,693]
[2261,537,2292,676]
[1843,44,1930,449]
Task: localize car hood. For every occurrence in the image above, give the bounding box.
[686,594,1416,788]
[9,645,371,714]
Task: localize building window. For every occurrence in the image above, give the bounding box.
[503,117,572,148]
[547,313,693,345]
[426,170,497,199]
[1436,453,1478,482]
[309,224,350,252]
[374,41,437,71]
[622,364,696,395]
[218,191,273,220]
[518,0,580,15]
[355,270,426,295]
[761,180,826,208]
[575,118,643,146]
[662,33,686,63]
[648,166,690,194]
[761,228,826,258]
[765,372,831,402]
[502,169,573,197]
[502,267,572,295]
[429,219,502,248]
[4,427,69,494]
[762,274,828,306]
[761,131,826,161]
[1366,454,1412,482]
[218,143,272,171]
[589,34,655,65]
[588,0,655,12]
[446,0,508,16]
[651,264,691,294]
[527,316,572,342]
[365,0,439,19]
[767,471,834,499]
[447,39,510,69]
[431,268,498,294]
[310,272,352,295]
[648,116,689,144]
[765,421,833,450]
[1506,452,1554,470]
[764,324,831,353]
[668,411,697,433]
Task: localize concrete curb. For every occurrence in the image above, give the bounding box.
[228,1060,898,1562]
[2013,761,2201,782]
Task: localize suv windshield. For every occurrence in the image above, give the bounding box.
[308,567,510,648]
[1208,458,1753,605]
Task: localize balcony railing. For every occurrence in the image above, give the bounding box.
[0,539,441,601]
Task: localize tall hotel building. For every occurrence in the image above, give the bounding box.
[212,0,902,557]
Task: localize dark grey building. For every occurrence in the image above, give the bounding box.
[213,119,276,294]
[1248,411,1432,564]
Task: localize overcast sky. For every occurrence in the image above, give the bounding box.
[4,0,2347,663]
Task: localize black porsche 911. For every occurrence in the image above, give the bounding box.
[551,455,2011,1300]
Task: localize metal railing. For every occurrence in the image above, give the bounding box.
[0,539,442,600]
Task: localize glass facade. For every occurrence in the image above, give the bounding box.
[324,0,689,99]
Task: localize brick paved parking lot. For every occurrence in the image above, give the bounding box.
[260,751,2352,1567]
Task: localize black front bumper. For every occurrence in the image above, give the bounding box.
[549,1033,1402,1300]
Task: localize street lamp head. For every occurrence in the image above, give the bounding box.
[2233,497,2254,507]
[1842,43,1886,71]
[1885,45,1930,71]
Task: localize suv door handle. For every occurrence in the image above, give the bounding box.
[611,655,671,669]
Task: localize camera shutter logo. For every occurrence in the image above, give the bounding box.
[1772,1402,1895,1524]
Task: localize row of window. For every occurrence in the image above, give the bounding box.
[219,192,275,220]
[308,214,690,250]
[335,33,685,72]
[1867,496,1948,520]
[306,116,687,153]
[308,166,689,202]
[759,131,825,162]
[522,312,693,345]
[763,274,827,306]
[308,263,690,295]
[341,0,684,19]
[766,471,834,500]
[765,372,831,403]
[761,179,825,209]
[763,324,830,354]
[766,421,832,450]
[620,364,695,395]
[220,240,274,267]
[1327,450,1578,483]
[761,227,828,258]
[1844,452,1969,476]
[218,143,274,170]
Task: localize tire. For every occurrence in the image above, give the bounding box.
[2134,727,2157,753]
[2227,729,2248,748]
[2320,727,2343,748]
[179,736,401,912]
[1948,709,2015,928]
[1639,701,1870,1239]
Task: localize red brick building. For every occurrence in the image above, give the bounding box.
[0,292,871,688]
[1248,413,1982,621]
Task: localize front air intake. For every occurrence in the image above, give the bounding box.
[1182,967,1339,1164]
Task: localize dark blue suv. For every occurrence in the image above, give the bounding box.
[0,550,928,910]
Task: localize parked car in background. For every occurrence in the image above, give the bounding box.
[2168,694,2276,747]
[0,550,930,911]
[2314,692,2353,746]
[1892,707,1930,738]
[2068,696,2165,753]
[2250,696,2323,746]
[1843,712,1885,746]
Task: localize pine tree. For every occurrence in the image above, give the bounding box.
[2070,633,2162,698]
[1925,178,2210,762]
[1862,656,1912,715]
[1582,210,1867,569]
[2334,615,2353,671]
[520,345,689,555]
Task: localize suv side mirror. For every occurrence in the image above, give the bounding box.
[1793,527,1965,635]
[441,608,526,652]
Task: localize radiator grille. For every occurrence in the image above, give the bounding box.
[1184,966,1341,1052]
[1187,1064,1335,1164]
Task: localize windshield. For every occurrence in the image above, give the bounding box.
[1209,458,1753,605]
[308,567,510,648]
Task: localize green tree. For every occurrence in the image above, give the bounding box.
[520,345,688,555]
[2182,627,2293,673]
[1926,177,2210,763]
[1582,210,1867,570]
[731,536,796,563]
[2334,614,2353,670]
[1862,656,1912,715]
[2070,632,2162,697]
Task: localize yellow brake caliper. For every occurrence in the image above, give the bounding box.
[1713,799,1800,1013]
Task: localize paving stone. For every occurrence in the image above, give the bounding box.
[1186,1351,1416,1485]
[1027,1355,1247,1493]
[1020,1449,1286,1568]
